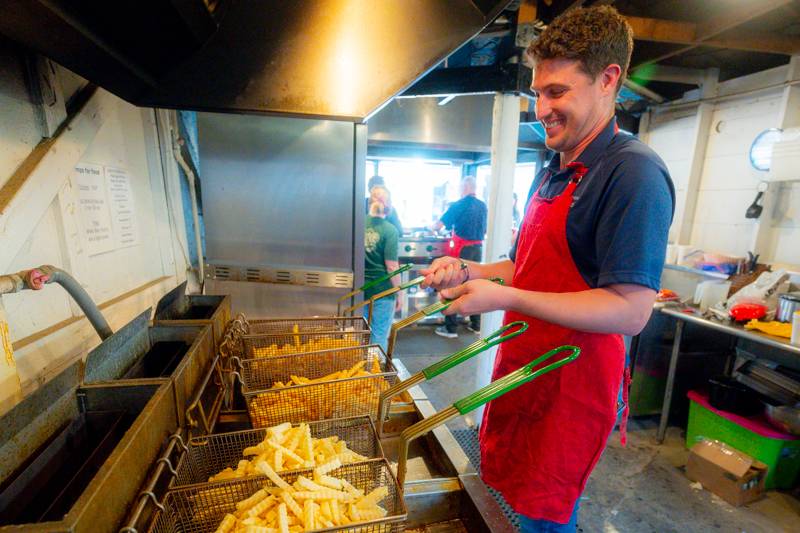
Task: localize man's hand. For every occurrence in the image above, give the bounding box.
[440,279,510,316]
[420,256,467,290]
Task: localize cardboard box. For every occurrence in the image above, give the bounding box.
[686,439,767,506]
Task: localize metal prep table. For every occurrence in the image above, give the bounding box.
[656,305,800,443]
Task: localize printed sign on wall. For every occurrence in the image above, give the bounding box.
[105,166,140,248]
[74,163,114,255]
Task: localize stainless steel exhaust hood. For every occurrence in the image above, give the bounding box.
[1,0,510,121]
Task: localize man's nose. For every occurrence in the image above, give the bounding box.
[535,96,551,122]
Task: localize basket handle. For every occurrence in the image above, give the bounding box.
[117,429,185,532]
[185,355,225,436]
[394,345,580,488]
[376,321,528,436]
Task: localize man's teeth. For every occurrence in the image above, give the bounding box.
[544,119,563,128]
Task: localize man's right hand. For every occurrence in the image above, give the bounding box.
[420,256,467,290]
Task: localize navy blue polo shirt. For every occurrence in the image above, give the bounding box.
[510,117,675,291]
[441,195,487,241]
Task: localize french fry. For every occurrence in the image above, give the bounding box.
[292,489,353,501]
[214,513,236,533]
[358,486,388,508]
[255,460,291,490]
[246,495,277,519]
[236,488,269,512]
[314,457,341,476]
[278,502,289,533]
[281,491,304,521]
[314,473,343,490]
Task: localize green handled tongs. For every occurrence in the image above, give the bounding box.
[336,264,412,316]
[385,277,505,358]
[341,273,425,325]
[377,321,529,436]
[391,341,581,488]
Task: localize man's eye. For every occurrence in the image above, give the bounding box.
[549,89,566,98]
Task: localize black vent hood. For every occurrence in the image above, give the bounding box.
[2,0,510,121]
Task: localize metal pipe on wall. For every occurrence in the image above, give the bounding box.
[0,265,112,340]
[172,131,205,288]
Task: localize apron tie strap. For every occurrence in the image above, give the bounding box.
[620,365,631,446]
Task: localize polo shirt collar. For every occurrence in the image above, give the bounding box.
[546,116,618,172]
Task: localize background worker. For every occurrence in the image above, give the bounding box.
[430,175,487,338]
[366,175,402,236]
[364,186,402,351]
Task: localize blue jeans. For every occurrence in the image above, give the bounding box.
[367,296,395,352]
[518,499,579,532]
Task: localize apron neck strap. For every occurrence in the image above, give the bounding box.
[566,161,589,183]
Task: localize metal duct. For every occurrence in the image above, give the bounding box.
[0,0,511,121]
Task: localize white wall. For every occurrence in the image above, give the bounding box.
[645,69,799,268]
[645,113,694,244]
[690,92,782,256]
[0,46,191,411]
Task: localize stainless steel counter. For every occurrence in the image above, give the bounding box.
[656,304,800,443]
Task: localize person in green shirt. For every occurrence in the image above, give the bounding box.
[365,186,401,351]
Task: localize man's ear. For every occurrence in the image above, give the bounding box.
[601,64,622,94]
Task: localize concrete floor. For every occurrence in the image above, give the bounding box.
[393,324,800,533]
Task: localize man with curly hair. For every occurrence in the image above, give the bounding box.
[422,6,675,531]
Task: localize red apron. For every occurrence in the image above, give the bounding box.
[479,162,629,523]
[446,234,482,258]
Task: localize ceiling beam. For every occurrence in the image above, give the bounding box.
[632,0,795,69]
[627,13,800,56]
[630,64,707,85]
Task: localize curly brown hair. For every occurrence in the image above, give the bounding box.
[528,5,633,92]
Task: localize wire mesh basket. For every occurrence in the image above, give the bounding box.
[237,345,397,427]
[240,316,370,336]
[242,329,372,359]
[172,416,384,488]
[148,459,406,533]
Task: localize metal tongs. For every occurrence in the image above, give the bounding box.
[384,337,581,488]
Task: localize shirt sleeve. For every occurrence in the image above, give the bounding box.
[594,154,675,290]
[439,201,459,230]
[383,225,399,262]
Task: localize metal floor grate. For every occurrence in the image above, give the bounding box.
[451,428,520,531]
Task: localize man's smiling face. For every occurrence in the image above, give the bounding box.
[532,58,612,154]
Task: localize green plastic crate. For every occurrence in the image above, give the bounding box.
[686,391,800,489]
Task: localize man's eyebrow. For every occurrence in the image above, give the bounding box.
[530,83,570,93]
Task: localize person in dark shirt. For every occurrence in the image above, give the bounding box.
[365,175,403,236]
[430,175,487,337]
[421,6,674,532]
[364,186,401,351]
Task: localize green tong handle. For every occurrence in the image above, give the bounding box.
[358,264,412,293]
[337,264,412,304]
[423,321,528,379]
[398,275,424,290]
[453,345,580,414]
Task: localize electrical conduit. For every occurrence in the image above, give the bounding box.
[0,265,112,340]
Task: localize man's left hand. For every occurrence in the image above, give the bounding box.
[440,279,510,316]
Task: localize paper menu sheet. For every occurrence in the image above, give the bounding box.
[74,163,115,256]
[105,166,139,248]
